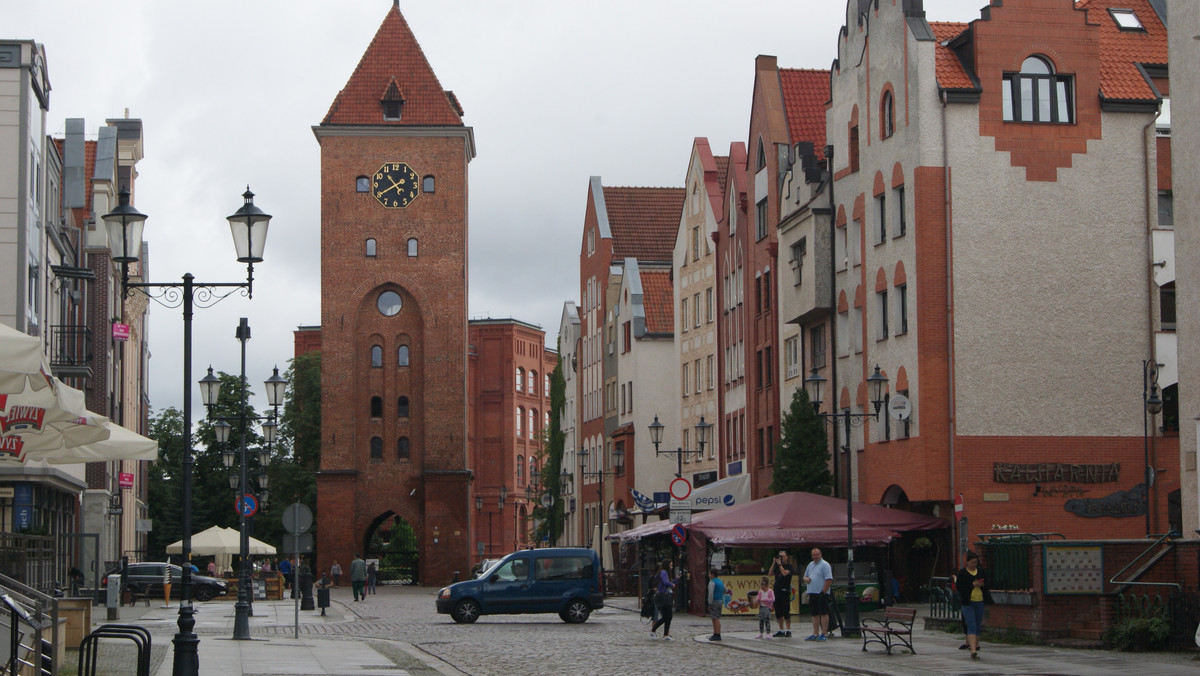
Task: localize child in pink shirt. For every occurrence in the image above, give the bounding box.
[756,576,776,639]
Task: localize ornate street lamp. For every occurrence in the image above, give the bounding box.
[1143,359,1163,536]
[103,186,272,676]
[804,364,888,638]
[648,415,711,478]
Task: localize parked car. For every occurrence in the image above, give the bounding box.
[102,562,228,602]
[437,548,604,624]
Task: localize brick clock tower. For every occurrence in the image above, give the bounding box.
[313,1,475,586]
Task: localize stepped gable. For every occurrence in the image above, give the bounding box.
[322,2,462,126]
[603,186,685,263]
[780,68,831,159]
[640,269,674,334]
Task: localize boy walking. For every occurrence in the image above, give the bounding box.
[707,568,725,641]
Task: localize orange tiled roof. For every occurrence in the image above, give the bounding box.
[1079,0,1167,101]
[780,69,830,158]
[639,269,674,334]
[929,22,974,91]
[322,5,462,126]
[603,187,684,263]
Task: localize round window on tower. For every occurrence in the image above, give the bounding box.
[377,291,402,316]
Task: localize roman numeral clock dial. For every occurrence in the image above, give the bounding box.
[372,162,420,208]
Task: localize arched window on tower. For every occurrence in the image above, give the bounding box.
[422,175,435,193]
[529,370,538,394]
[517,455,525,484]
[398,345,410,367]
[370,436,383,460]
[407,238,418,257]
[397,396,410,418]
[370,396,383,418]
[529,409,537,438]
[516,406,524,437]
[371,345,383,368]
[516,368,525,391]
[366,238,376,257]
[397,436,410,460]
[356,176,370,193]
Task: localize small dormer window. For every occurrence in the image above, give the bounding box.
[381,80,405,121]
[1109,9,1143,31]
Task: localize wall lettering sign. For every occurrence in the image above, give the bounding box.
[993,462,1120,484]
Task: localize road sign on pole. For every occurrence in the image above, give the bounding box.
[669,477,692,501]
[236,495,258,517]
[670,524,688,546]
[669,509,691,524]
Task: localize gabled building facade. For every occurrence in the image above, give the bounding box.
[674,140,725,491]
[818,0,1175,542]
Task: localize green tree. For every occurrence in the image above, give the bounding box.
[146,407,186,558]
[260,352,321,551]
[771,387,833,495]
[532,349,567,545]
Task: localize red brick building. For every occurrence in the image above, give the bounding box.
[312,3,476,585]
[467,319,557,559]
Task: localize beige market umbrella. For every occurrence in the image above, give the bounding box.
[24,419,158,465]
[167,526,277,557]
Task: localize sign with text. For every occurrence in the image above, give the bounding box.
[669,509,691,524]
[112,323,130,341]
[119,472,134,489]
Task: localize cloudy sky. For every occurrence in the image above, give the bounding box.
[10,0,983,417]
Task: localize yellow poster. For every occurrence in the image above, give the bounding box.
[720,574,800,616]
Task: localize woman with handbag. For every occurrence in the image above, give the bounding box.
[649,559,680,641]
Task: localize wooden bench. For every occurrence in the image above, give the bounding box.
[861,607,916,655]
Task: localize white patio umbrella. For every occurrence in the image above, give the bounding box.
[166,526,277,557]
[24,419,158,465]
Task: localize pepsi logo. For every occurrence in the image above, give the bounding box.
[723,494,735,506]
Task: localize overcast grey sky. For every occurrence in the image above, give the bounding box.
[9,0,983,418]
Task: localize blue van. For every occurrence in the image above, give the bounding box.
[436,548,604,623]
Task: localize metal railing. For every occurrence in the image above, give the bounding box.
[0,534,57,596]
[0,573,58,675]
[47,325,93,380]
[927,576,959,620]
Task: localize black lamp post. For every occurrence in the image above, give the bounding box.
[103,187,271,676]
[648,415,711,478]
[199,323,284,640]
[1142,359,1163,537]
[804,364,888,638]
[474,487,507,558]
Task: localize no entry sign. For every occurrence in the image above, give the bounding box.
[669,477,692,501]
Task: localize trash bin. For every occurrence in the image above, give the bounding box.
[299,570,315,611]
[316,587,330,615]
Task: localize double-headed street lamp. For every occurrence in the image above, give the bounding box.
[804,364,888,639]
[648,415,711,478]
[474,487,507,558]
[199,318,285,640]
[103,187,272,676]
[578,446,621,533]
[1142,359,1163,537]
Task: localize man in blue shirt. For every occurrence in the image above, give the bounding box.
[803,548,834,640]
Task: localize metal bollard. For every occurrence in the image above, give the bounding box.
[316,587,330,616]
[299,570,315,611]
[105,576,121,621]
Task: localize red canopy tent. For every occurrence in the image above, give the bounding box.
[612,490,948,547]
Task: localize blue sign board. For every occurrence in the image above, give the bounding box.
[236,494,259,517]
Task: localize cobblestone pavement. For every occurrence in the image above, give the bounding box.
[249,585,843,675]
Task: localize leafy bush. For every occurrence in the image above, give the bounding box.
[1103,617,1171,652]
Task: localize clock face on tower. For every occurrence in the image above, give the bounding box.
[372,162,420,208]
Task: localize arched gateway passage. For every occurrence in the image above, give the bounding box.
[365,512,419,585]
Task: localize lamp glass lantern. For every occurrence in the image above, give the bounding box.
[214,419,232,446]
[264,366,287,408]
[695,416,711,448]
[199,367,222,408]
[261,417,277,444]
[804,368,827,413]
[648,416,664,447]
[226,188,272,264]
[101,188,147,264]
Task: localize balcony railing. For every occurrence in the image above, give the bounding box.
[48,325,93,380]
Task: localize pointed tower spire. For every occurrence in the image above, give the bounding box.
[321,4,462,126]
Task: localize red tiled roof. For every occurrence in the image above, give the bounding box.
[603,187,684,263]
[1079,0,1167,101]
[780,69,830,158]
[322,5,462,126]
[929,22,974,90]
[639,269,673,334]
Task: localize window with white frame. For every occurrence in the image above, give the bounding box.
[693,293,701,328]
[894,185,906,237]
[784,336,799,379]
[756,198,768,241]
[694,358,701,393]
[895,284,908,335]
[791,238,806,285]
[681,297,689,332]
[707,355,715,390]
[706,288,714,322]
[682,363,690,398]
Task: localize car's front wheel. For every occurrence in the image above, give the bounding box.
[193,585,215,602]
[562,599,591,623]
[452,599,480,624]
